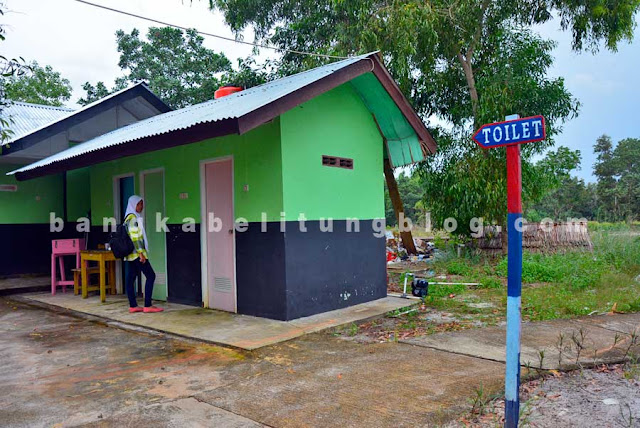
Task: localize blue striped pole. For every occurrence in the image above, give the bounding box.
[505,114,523,428]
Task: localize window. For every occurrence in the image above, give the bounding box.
[322,155,353,170]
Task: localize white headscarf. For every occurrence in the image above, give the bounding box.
[124,195,148,250]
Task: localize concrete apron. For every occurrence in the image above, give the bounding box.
[16,292,414,350]
[0,276,50,296]
[401,313,640,370]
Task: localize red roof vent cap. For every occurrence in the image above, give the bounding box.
[214,86,243,99]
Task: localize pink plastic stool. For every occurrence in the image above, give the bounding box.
[51,239,85,295]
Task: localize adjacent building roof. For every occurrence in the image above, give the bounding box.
[1,102,74,143]
[10,53,436,180]
[1,82,171,163]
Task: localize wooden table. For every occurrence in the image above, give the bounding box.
[81,250,116,302]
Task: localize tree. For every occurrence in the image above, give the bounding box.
[594,135,640,221]
[211,0,639,238]
[77,81,127,106]
[3,61,72,106]
[593,135,618,220]
[612,138,640,221]
[80,27,234,108]
[526,176,597,221]
[384,171,425,227]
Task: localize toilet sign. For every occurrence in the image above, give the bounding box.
[473,115,546,149]
[473,114,546,428]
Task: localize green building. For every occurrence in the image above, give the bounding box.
[9,53,436,320]
[0,84,170,276]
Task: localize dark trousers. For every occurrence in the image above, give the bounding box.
[125,259,156,308]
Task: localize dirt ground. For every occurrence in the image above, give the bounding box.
[0,296,506,427]
[456,365,640,427]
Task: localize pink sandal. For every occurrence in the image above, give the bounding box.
[143,306,164,313]
[129,307,143,313]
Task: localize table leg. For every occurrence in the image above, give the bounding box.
[109,261,116,295]
[51,255,56,295]
[100,260,106,303]
[74,270,80,295]
[58,256,66,293]
[81,259,88,298]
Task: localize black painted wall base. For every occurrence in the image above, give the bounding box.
[283,220,387,320]
[234,220,386,321]
[1,223,86,277]
[166,224,202,306]
[236,222,287,319]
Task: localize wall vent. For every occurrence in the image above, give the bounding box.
[322,155,353,170]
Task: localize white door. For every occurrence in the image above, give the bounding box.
[204,158,236,312]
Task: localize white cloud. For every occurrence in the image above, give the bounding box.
[2,0,274,106]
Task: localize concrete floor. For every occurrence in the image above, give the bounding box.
[19,292,413,350]
[6,290,640,427]
[0,276,49,296]
[402,313,640,369]
[0,297,505,427]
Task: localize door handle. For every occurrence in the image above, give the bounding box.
[228,229,234,234]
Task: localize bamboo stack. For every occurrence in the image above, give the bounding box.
[473,221,592,251]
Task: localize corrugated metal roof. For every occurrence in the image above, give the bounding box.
[3,82,170,152]
[1,102,74,144]
[9,54,371,175]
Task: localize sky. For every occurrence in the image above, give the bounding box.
[2,0,639,182]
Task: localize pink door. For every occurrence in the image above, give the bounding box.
[204,159,236,312]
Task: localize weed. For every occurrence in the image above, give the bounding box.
[623,355,640,380]
[556,333,566,368]
[446,260,473,276]
[468,383,490,416]
[618,402,635,428]
[478,276,502,289]
[571,328,588,367]
[623,329,640,359]
[537,349,546,373]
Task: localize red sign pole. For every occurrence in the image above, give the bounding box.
[505,124,523,428]
[473,113,546,428]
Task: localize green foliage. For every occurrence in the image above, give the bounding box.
[495,251,610,288]
[424,229,640,321]
[79,27,238,108]
[417,25,582,235]
[594,135,640,222]
[427,282,467,298]
[211,0,640,236]
[384,171,425,226]
[3,61,72,106]
[478,276,502,289]
[446,260,473,276]
[526,176,598,221]
[77,81,126,106]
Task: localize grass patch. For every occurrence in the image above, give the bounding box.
[420,228,640,323]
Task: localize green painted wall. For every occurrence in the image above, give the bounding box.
[0,164,63,223]
[66,167,91,221]
[90,119,283,225]
[143,170,167,300]
[88,83,385,226]
[280,83,384,221]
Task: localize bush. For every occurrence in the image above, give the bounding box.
[446,260,473,276]
[478,277,502,289]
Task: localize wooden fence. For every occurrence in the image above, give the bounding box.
[474,221,592,251]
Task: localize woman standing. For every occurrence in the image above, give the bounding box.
[123,195,164,313]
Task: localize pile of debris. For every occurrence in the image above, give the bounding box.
[386,231,434,264]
